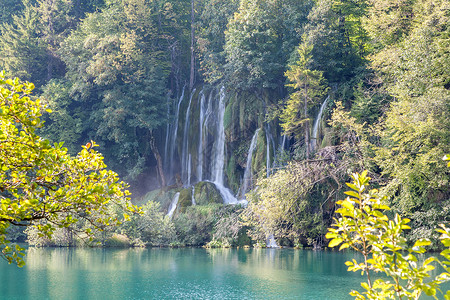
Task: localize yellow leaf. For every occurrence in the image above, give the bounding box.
[328,238,343,248]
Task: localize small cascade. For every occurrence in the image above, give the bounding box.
[191,186,196,206]
[168,86,186,179]
[311,95,329,153]
[163,92,171,171]
[181,88,196,186]
[197,90,206,182]
[264,123,276,177]
[187,154,192,186]
[266,131,270,178]
[240,128,260,198]
[200,91,214,180]
[266,234,279,248]
[167,192,180,218]
[281,135,287,151]
[212,87,226,184]
[214,182,239,205]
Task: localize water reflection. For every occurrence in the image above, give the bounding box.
[0,247,447,299]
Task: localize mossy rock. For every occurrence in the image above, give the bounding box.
[193,181,223,205]
[133,189,162,206]
[137,188,182,213]
[177,188,193,213]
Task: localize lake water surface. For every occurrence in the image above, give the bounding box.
[0,247,446,299]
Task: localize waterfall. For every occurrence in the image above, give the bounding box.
[191,186,196,206]
[264,123,276,177]
[168,86,186,179]
[187,154,192,186]
[281,135,286,151]
[197,90,206,182]
[181,88,196,186]
[167,86,249,205]
[212,87,226,184]
[240,128,260,198]
[209,86,241,205]
[266,131,270,178]
[201,91,214,180]
[266,234,279,248]
[163,92,171,172]
[167,192,180,218]
[311,95,329,153]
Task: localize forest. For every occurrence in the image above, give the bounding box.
[0,0,449,251]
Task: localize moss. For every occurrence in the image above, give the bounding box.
[226,154,240,193]
[193,181,223,205]
[253,129,267,177]
[224,96,233,132]
[104,234,131,247]
[178,188,193,212]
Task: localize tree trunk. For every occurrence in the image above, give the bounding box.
[189,0,195,90]
[149,131,166,188]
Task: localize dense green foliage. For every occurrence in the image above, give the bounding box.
[327,171,450,299]
[0,72,139,265]
[0,0,448,260]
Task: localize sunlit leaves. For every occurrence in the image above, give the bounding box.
[327,172,450,299]
[0,73,140,266]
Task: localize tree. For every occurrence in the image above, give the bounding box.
[301,0,365,83]
[368,0,450,236]
[0,72,139,266]
[0,0,25,25]
[59,0,174,184]
[197,0,239,84]
[0,4,47,86]
[280,43,328,156]
[243,146,348,248]
[326,171,450,299]
[224,0,310,91]
[35,0,75,80]
[362,0,414,49]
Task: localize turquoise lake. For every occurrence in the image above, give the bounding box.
[0,247,447,299]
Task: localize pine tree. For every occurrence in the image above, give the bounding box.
[0,4,47,86]
[281,43,328,157]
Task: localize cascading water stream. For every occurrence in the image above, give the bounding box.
[167,192,180,218]
[310,95,329,153]
[197,90,206,182]
[266,234,279,248]
[163,92,171,172]
[168,86,186,179]
[240,128,260,199]
[187,154,192,186]
[209,87,241,205]
[181,88,196,186]
[266,131,270,178]
[191,186,196,206]
[212,87,226,184]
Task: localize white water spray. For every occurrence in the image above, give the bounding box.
[311,95,329,153]
[167,192,180,218]
[240,128,260,198]
[181,88,196,185]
